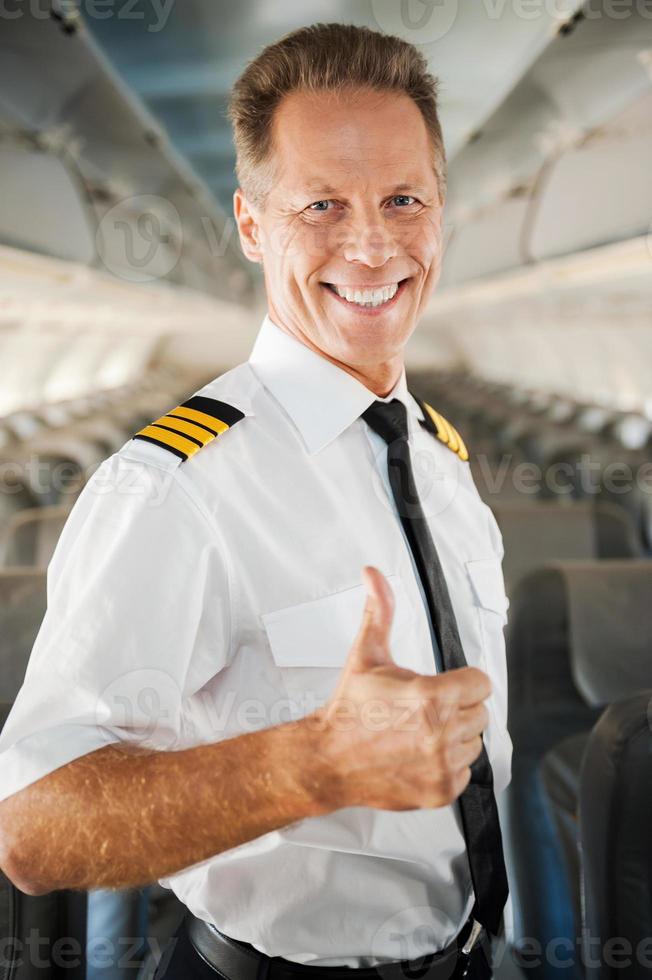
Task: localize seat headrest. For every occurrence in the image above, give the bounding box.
[561,561,652,706]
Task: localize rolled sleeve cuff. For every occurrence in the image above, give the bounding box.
[0,724,122,803]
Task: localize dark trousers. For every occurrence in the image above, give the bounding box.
[153,915,493,980]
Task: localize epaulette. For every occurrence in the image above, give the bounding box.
[413,395,469,462]
[132,395,244,462]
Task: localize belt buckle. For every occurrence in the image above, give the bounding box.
[458,919,483,978]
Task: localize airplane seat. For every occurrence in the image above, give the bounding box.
[133,886,187,980]
[513,411,583,470]
[2,412,48,444]
[0,425,16,453]
[505,560,652,979]
[18,437,105,507]
[0,505,71,568]
[591,498,647,559]
[109,403,157,437]
[491,500,642,595]
[538,438,652,553]
[494,415,534,459]
[504,565,602,979]
[540,554,652,946]
[70,420,133,458]
[0,701,88,980]
[577,691,652,980]
[0,569,47,704]
[0,591,162,980]
[597,465,652,556]
[0,463,40,536]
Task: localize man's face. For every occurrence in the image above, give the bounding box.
[234,86,444,376]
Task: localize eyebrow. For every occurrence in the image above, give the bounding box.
[391,183,425,194]
[303,182,338,196]
[301,181,428,197]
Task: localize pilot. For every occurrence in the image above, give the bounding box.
[0,22,512,980]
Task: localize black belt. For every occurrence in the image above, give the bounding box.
[186,912,490,980]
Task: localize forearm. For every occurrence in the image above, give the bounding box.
[0,715,334,895]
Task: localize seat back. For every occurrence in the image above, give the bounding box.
[0,507,70,569]
[504,560,652,977]
[0,464,38,538]
[493,501,642,593]
[505,565,601,979]
[18,436,105,507]
[0,571,47,703]
[563,561,652,705]
[579,692,652,980]
[0,703,87,980]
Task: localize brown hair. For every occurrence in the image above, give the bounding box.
[228,22,446,206]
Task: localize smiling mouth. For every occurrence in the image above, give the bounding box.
[322,278,410,309]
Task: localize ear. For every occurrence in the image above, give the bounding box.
[233,188,262,264]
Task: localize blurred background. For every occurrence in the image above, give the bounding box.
[1,2,651,979]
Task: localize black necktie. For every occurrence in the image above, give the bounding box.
[361,397,509,938]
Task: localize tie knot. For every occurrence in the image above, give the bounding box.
[361,399,409,445]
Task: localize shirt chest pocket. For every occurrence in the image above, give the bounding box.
[465,557,509,659]
[261,574,415,717]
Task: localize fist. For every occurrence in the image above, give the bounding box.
[309,566,491,811]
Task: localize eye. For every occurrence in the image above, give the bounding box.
[308,200,333,212]
[390,195,417,207]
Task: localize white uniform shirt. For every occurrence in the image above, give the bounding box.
[0,314,512,966]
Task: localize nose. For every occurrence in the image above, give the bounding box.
[341,205,399,268]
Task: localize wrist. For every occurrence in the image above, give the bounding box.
[278,709,350,818]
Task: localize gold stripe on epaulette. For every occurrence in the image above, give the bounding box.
[162,416,216,445]
[167,405,230,434]
[451,425,469,462]
[423,402,469,463]
[132,395,245,462]
[136,424,205,459]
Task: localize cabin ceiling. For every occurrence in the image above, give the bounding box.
[84,0,586,213]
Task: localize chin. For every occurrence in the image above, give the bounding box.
[338,332,405,364]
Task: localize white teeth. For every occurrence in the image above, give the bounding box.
[331,283,399,307]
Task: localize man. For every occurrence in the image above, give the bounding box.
[0,22,512,980]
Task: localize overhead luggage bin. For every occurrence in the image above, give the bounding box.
[0,146,95,265]
[528,93,652,263]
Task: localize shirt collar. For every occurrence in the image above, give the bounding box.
[248,314,422,455]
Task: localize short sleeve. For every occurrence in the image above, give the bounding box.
[485,504,506,563]
[0,452,232,803]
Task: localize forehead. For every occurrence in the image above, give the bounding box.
[269,87,435,190]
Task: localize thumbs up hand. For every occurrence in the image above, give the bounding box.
[310,566,491,811]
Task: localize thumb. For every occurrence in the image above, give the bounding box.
[348,566,395,669]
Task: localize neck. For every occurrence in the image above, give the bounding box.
[268,313,404,397]
[332,357,403,397]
